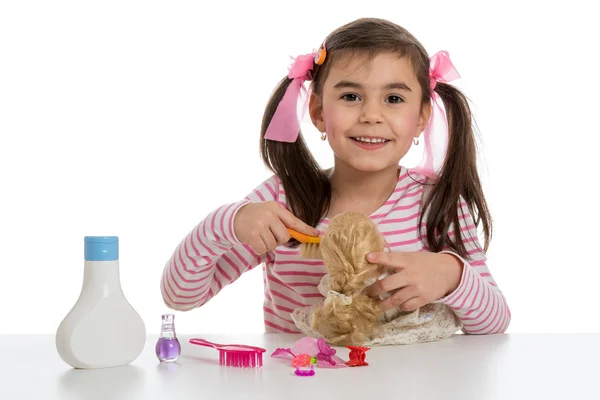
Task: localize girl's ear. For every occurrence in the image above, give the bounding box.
[309,92,326,133]
[417,101,432,136]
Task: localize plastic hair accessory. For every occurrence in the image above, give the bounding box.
[314,47,326,65]
[345,346,370,367]
[316,338,337,366]
[295,364,315,376]
[291,353,312,368]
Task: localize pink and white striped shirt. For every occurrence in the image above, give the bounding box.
[160,166,511,335]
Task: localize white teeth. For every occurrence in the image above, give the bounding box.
[354,137,388,143]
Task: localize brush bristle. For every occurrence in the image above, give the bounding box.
[220,350,263,368]
[299,243,322,259]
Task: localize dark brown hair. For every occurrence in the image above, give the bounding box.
[259,17,492,258]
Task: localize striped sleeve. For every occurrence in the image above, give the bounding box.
[160,174,280,311]
[430,198,511,334]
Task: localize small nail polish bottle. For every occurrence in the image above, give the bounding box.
[155,314,181,362]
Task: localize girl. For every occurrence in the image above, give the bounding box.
[160,17,510,336]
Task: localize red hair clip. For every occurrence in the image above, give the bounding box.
[345,346,370,367]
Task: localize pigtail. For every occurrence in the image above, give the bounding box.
[419,82,493,257]
[259,76,331,238]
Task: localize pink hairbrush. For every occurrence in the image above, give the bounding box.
[189,338,266,368]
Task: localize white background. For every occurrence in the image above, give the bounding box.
[1,0,598,335]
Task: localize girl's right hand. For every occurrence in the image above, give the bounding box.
[233,201,320,254]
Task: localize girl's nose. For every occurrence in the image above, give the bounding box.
[358,99,384,124]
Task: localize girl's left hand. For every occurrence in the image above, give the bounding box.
[364,251,464,312]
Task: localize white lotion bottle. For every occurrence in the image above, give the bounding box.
[56,236,146,368]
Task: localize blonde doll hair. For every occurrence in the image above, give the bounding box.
[311,212,388,345]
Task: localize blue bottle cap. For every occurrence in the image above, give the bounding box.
[84,236,119,261]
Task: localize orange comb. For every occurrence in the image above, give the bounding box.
[287,228,322,259]
[287,228,321,244]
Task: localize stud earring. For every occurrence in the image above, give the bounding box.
[413,137,419,145]
[321,132,327,141]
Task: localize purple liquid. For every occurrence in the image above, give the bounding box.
[156,338,181,362]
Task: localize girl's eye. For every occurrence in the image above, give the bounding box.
[386,95,404,104]
[341,93,361,102]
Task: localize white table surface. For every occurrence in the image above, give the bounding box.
[1,333,597,399]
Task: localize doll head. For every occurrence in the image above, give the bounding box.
[311,212,388,345]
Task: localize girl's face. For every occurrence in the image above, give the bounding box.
[309,52,431,173]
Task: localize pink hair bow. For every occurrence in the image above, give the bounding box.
[264,53,315,143]
[411,50,461,179]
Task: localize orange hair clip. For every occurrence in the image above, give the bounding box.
[313,48,326,65]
